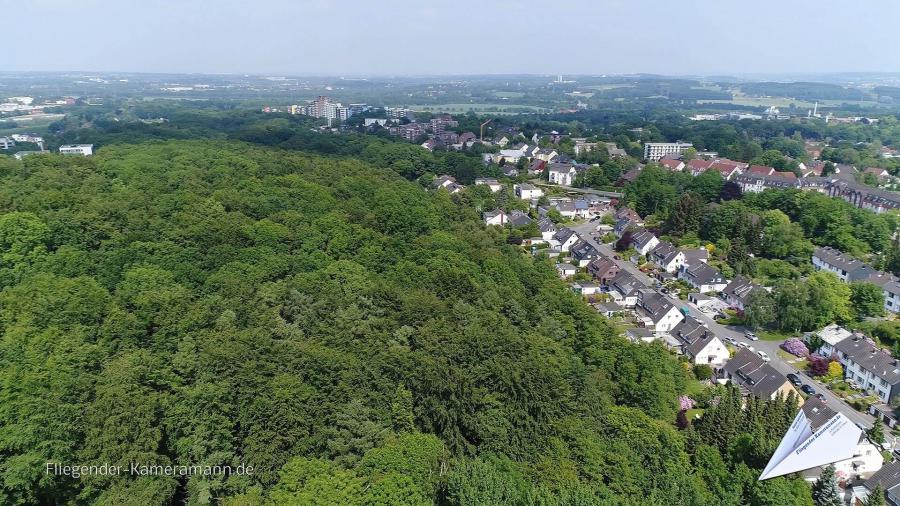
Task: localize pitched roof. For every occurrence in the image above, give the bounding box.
[833,336,900,386]
[747,165,776,176]
[813,246,879,281]
[659,159,684,171]
[570,239,599,261]
[553,227,577,243]
[865,460,900,493]
[631,230,657,249]
[682,262,725,285]
[508,210,532,227]
[610,271,646,297]
[637,289,677,323]
[681,247,709,266]
[672,318,720,357]
[537,217,556,233]
[724,348,792,399]
[721,276,765,304]
[687,159,714,172]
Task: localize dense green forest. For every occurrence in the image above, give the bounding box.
[0,141,812,505]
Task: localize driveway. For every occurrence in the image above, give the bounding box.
[570,222,875,428]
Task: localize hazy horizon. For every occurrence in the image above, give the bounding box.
[5,0,900,76]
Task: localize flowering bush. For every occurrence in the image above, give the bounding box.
[679,395,695,411]
[808,354,831,377]
[780,337,810,358]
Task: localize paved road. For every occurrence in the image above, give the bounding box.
[571,222,875,429]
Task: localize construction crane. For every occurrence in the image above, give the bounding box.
[479,118,493,141]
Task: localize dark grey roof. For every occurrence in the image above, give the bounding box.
[631,230,657,250]
[537,217,556,233]
[637,289,676,322]
[672,318,720,356]
[723,348,791,399]
[866,460,900,492]
[650,241,681,265]
[834,336,900,386]
[813,246,878,281]
[508,210,532,227]
[722,276,765,304]
[610,271,646,297]
[570,240,599,262]
[800,396,836,432]
[553,227,577,243]
[682,262,726,286]
[681,247,709,266]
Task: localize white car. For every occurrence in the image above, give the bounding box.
[745,331,759,341]
[757,351,770,362]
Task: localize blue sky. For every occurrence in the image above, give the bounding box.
[5,0,899,76]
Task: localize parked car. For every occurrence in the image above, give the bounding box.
[757,351,770,362]
[745,331,759,341]
[815,393,827,403]
[786,373,802,386]
[800,384,815,396]
[725,337,738,346]
[737,342,748,348]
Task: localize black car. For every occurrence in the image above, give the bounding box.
[800,384,815,396]
[786,373,801,386]
[815,393,827,403]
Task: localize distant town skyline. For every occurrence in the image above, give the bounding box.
[5,0,900,76]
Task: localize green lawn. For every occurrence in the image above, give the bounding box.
[759,330,794,341]
[686,408,705,421]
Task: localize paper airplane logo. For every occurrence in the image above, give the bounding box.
[759,399,862,480]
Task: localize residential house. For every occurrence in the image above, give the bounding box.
[865,167,891,182]
[483,210,507,226]
[679,262,727,293]
[649,241,686,273]
[687,158,714,176]
[595,302,623,318]
[833,336,900,404]
[547,163,577,186]
[707,160,744,180]
[615,165,642,185]
[433,175,457,189]
[556,263,577,279]
[553,228,580,252]
[609,271,646,308]
[515,183,543,200]
[630,229,660,256]
[626,327,656,344]
[828,179,900,214]
[855,460,900,506]
[810,323,853,358]
[659,158,685,172]
[571,281,600,296]
[681,247,709,266]
[59,144,93,156]
[570,240,600,267]
[747,165,776,176]
[474,178,503,192]
[723,348,802,401]
[605,142,627,158]
[733,172,800,193]
[587,256,620,285]
[670,318,729,366]
[635,289,684,334]
[614,217,638,238]
[537,218,557,241]
[529,159,547,175]
[812,246,881,283]
[508,210,533,228]
[615,207,643,224]
[721,276,766,311]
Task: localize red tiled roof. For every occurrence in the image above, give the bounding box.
[748,165,775,176]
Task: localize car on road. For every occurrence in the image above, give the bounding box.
[737,342,748,348]
[757,351,770,362]
[786,373,801,386]
[660,287,669,294]
[815,393,827,403]
[745,331,759,341]
[800,384,815,396]
[746,345,755,352]
[725,336,738,346]
[613,255,621,260]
